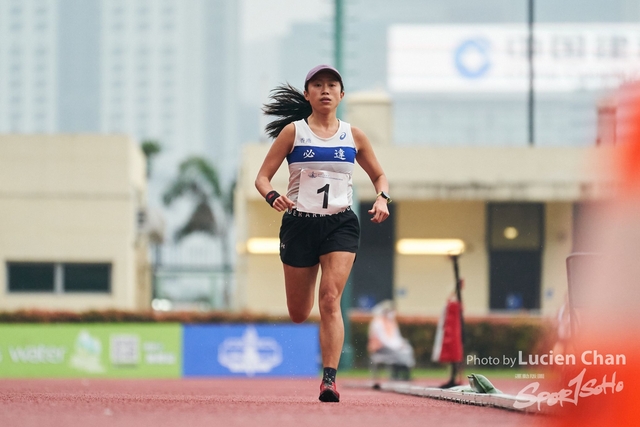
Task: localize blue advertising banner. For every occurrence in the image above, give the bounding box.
[183,324,319,377]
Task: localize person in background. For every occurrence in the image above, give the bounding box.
[255,64,391,402]
[368,300,415,383]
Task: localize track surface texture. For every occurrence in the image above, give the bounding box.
[0,378,546,427]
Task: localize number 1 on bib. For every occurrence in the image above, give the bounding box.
[317,184,330,209]
[296,169,350,214]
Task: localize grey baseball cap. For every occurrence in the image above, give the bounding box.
[305,64,343,86]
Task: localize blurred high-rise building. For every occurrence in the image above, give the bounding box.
[0,0,58,133]
[0,0,239,201]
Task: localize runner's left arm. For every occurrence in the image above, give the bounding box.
[353,126,390,224]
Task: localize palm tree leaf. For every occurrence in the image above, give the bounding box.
[173,201,216,242]
[163,156,230,242]
[223,180,236,215]
[141,140,161,157]
[178,157,222,198]
[163,176,197,206]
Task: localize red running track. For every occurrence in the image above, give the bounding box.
[0,378,546,427]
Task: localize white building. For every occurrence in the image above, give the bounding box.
[0,134,150,311]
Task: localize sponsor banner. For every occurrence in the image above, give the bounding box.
[0,324,181,378]
[183,324,319,377]
[389,24,640,93]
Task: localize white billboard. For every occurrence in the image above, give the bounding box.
[388,24,640,93]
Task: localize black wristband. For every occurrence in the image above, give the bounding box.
[265,190,280,207]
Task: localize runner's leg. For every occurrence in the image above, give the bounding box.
[283,264,319,323]
[317,251,356,368]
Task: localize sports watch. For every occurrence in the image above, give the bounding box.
[377,191,392,204]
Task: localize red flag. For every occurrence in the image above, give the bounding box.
[432,299,463,363]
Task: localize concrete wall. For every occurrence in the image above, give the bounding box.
[394,200,488,316]
[240,200,290,315]
[540,202,575,316]
[393,200,576,316]
[0,134,150,311]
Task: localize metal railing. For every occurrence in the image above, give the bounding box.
[150,243,234,311]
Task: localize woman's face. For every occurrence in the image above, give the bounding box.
[304,71,344,113]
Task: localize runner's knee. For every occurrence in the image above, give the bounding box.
[318,289,341,316]
[288,305,310,323]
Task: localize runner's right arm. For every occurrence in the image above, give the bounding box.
[255,123,296,212]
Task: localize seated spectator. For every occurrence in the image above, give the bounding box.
[368,300,415,382]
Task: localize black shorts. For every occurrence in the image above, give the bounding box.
[279,207,360,268]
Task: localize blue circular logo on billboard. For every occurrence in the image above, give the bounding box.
[454,38,491,79]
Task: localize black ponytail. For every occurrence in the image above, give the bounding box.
[262,84,311,140]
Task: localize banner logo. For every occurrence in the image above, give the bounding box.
[70,330,105,373]
[217,326,283,376]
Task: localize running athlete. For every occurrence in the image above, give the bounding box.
[255,65,391,403]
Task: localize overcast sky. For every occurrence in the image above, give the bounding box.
[240,0,332,43]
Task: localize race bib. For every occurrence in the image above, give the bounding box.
[297,169,350,215]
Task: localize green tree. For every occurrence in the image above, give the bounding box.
[162,156,234,270]
[141,140,162,178]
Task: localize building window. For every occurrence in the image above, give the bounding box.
[64,263,111,293]
[7,263,55,292]
[10,113,23,128]
[7,262,112,293]
[487,203,544,311]
[35,21,48,32]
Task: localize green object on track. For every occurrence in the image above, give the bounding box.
[467,373,502,394]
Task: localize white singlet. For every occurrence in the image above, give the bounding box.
[286,119,356,215]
